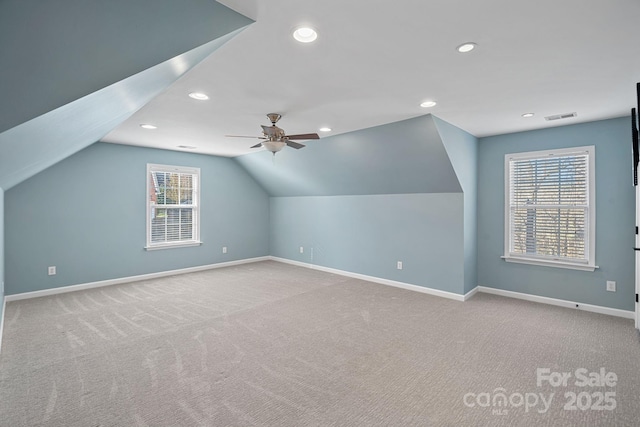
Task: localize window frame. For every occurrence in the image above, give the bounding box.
[145,163,202,250]
[503,146,597,271]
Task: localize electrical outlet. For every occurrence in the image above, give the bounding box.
[606,281,616,292]
[299,246,304,254]
[48,266,56,276]
[397,261,403,270]
[222,246,227,254]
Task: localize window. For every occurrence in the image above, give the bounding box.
[504,146,596,271]
[146,164,201,250]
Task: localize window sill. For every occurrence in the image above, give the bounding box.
[501,256,598,272]
[145,241,203,251]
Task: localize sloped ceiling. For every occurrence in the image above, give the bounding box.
[234,114,462,197]
[0,0,252,133]
[0,0,252,189]
[433,116,478,196]
[0,32,245,190]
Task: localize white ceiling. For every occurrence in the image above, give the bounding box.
[101,0,640,157]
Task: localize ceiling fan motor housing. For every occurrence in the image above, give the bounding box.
[261,124,286,139]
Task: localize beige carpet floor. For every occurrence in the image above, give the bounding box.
[1,260,639,426]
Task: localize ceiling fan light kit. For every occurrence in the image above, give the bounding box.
[226,113,320,156]
[262,140,286,153]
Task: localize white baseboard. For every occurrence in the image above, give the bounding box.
[477,286,635,319]
[463,286,479,301]
[3,257,631,348]
[270,256,467,302]
[0,296,5,353]
[268,258,634,320]
[5,256,271,302]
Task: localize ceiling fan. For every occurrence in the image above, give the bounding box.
[226,113,319,155]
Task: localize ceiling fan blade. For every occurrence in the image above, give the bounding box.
[250,142,263,148]
[286,140,305,149]
[285,133,319,140]
[225,135,266,139]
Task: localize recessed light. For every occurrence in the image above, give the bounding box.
[456,42,477,53]
[293,27,318,43]
[522,113,535,118]
[188,92,209,100]
[420,101,437,108]
[140,124,157,129]
[319,127,332,132]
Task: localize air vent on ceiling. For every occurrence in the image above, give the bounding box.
[544,112,577,121]
[177,145,197,150]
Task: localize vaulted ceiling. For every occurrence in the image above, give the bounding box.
[103,0,640,157]
[0,0,251,189]
[1,0,639,189]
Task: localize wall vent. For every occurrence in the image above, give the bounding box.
[544,112,577,121]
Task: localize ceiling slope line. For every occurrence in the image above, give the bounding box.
[234,114,463,197]
[0,28,248,190]
[0,0,254,133]
[432,115,478,196]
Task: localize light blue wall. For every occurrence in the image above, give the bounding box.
[270,194,466,294]
[5,143,269,295]
[237,114,479,296]
[477,117,634,310]
[434,117,478,293]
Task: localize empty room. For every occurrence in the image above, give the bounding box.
[1,0,640,426]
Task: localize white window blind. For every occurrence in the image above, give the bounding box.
[504,146,595,270]
[146,164,201,250]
